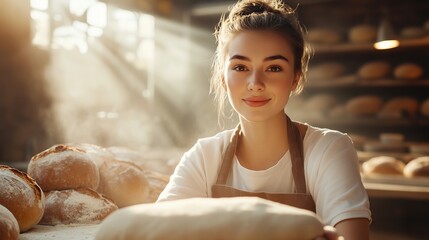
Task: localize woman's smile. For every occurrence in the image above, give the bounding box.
[242,96,271,107]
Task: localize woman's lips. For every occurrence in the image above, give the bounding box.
[242,97,271,107]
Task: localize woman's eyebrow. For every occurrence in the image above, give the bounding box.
[264,55,289,62]
[229,54,250,61]
[229,54,289,62]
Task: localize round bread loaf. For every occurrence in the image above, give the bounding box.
[403,157,429,178]
[393,63,423,80]
[144,170,170,203]
[0,165,45,232]
[305,94,338,112]
[96,197,324,240]
[400,27,426,39]
[378,97,419,119]
[346,95,383,117]
[0,204,19,240]
[420,98,429,117]
[357,61,391,80]
[307,62,346,81]
[40,188,118,225]
[362,156,405,176]
[97,159,150,208]
[28,144,100,191]
[348,25,377,43]
[307,28,342,44]
[69,143,116,169]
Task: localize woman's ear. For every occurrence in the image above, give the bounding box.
[221,76,227,90]
[292,71,301,90]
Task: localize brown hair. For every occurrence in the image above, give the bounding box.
[210,0,311,119]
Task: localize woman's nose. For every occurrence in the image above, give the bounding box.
[247,71,265,91]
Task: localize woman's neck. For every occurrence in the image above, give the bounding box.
[236,114,289,170]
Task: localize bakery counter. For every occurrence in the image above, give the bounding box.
[19,224,99,240]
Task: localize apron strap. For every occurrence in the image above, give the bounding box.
[216,116,308,193]
[287,116,308,194]
[216,124,240,184]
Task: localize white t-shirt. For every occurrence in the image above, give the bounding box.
[157,124,371,226]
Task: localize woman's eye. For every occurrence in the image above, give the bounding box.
[267,66,282,72]
[232,65,247,71]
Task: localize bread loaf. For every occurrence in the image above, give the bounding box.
[357,61,391,80]
[27,144,100,191]
[400,27,426,39]
[40,188,118,225]
[0,204,19,240]
[346,95,383,117]
[307,62,346,81]
[420,98,429,117]
[69,143,116,169]
[403,157,429,178]
[393,63,423,80]
[348,25,377,43]
[0,165,45,232]
[95,197,324,240]
[378,97,419,119]
[97,159,150,207]
[144,170,170,203]
[307,28,342,44]
[362,156,405,176]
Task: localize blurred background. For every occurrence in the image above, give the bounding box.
[1,0,429,238]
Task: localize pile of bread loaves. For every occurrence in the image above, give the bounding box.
[362,156,429,177]
[0,143,171,239]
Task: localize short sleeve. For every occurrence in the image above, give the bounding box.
[157,142,208,202]
[308,132,371,226]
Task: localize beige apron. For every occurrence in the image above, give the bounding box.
[212,115,316,212]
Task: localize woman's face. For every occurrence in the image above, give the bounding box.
[223,30,299,122]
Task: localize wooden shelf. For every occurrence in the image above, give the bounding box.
[306,78,429,89]
[363,174,429,200]
[312,36,429,54]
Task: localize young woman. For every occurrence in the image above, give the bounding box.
[158,0,371,239]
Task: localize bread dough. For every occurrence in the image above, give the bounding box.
[95,197,324,240]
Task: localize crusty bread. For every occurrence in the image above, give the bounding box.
[28,144,100,191]
[348,25,377,43]
[346,95,384,117]
[420,98,429,117]
[378,97,419,119]
[97,159,150,208]
[307,62,346,81]
[144,170,170,203]
[95,197,324,240]
[0,204,19,240]
[393,63,423,80]
[307,28,342,44]
[40,188,118,225]
[357,61,391,80]
[400,27,426,39]
[0,165,45,232]
[362,156,405,176]
[403,157,429,178]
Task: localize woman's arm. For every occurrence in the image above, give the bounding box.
[335,218,370,240]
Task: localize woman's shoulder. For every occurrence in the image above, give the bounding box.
[304,124,353,148]
[187,128,235,155]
